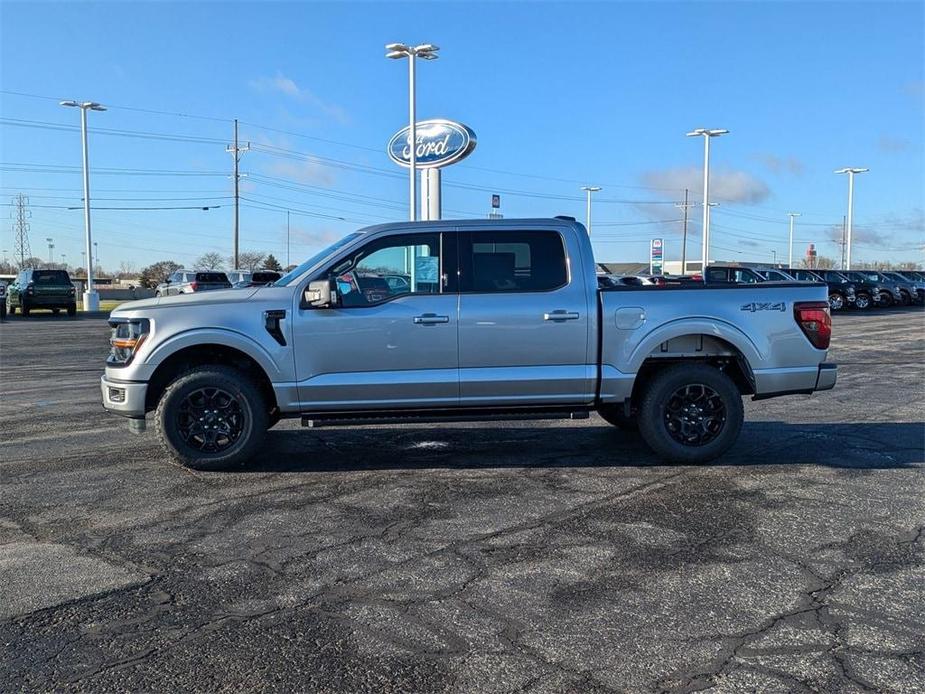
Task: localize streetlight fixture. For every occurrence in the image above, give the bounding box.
[60,99,106,311]
[46,237,54,265]
[581,186,602,235]
[786,212,801,268]
[835,167,868,270]
[386,42,440,221]
[686,128,729,270]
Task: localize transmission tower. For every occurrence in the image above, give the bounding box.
[11,194,32,267]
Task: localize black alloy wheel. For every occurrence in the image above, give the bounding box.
[176,386,246,453]
[663,383,727,447]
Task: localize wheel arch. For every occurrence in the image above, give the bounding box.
[144,343,278,414]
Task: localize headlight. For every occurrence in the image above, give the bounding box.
[108,318,150,366]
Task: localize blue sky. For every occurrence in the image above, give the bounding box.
[1,0,922,271]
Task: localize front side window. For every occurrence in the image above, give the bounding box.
[706,269,729,283]
[459,230,567,293]
[326,233,441,307]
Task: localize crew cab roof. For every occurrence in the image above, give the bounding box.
[354,217,587,236]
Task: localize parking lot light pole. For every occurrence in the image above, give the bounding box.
[835,168,868,271]
[60,99,106,311]
[787,212,801,268]
[581,186,601,234]
[386,42,440,222]
[686,128,729,270]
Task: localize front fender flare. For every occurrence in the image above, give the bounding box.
[144,328,283,380]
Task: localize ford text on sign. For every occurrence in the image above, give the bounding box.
[388,119,477,169]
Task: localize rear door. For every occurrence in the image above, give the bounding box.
[292,230,459,410]
[456,227,593,406]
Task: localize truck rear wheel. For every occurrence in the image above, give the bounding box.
[637,363,743,464]
[155,366,268,470]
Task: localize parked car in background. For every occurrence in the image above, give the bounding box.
[232,270,281,289]
[781,268,857,312]
[881,271,924,305]
[6,268,77,316]
[155,270,232,297]
[844,271,905,307]
[892,271,925,303]
[815,270,871,310]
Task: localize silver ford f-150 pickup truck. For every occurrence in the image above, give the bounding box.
[101,217,836,469]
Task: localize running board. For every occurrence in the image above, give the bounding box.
[301,407,591,429]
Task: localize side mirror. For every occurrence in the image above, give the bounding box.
[304,279,337,308]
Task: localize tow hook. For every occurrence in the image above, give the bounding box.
[128,418,147,435]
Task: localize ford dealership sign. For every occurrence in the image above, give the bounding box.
[388,119,477,169]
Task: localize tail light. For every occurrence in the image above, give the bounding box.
[26,283,34,295]
[794,301,831,350]
[189,281,199,291]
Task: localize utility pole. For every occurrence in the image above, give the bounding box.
[840,215,847,270]
[675,188,691,273]
[226,119,250,269]
[11,193,32,266]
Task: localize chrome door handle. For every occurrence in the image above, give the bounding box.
[544,310,580,321]
[413,313,449,325]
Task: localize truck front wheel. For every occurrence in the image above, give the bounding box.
[637,364,743,464]
[155,366,268,470]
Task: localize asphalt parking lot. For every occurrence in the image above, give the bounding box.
[1,309,923,693]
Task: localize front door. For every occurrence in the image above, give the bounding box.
[456,228,593,406]
[292,231,459,411]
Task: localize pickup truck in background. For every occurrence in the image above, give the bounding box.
[101,218,837,470]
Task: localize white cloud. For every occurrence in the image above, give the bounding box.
[640,165,771,204]
[266,159,335,187]
[249,73,349,124]
[753,153,805,176]
[877,135,912,153]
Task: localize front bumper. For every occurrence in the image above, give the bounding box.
[100,376,148,418]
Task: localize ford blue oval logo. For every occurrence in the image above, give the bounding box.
[387,119,477,169]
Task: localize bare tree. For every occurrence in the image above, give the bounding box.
[196,252,225,270]
[233,251,266,272]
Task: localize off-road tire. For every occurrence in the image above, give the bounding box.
[637,363,744,464]
[854,292,871,310]
[828,292,845,311]
[155,366,268,471]
[899,291,912,307]
[67,303,77,317]
[879,292,894,308]
[597,405,638,431]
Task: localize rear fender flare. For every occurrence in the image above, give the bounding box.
[624,318,764,374]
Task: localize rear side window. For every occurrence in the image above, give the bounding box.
[251,271,280,284]
[32,270,71,284]
[460,230,567,293]
[196,272,229,283]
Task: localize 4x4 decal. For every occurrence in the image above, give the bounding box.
[741,302,786,313]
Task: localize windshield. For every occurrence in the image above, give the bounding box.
[274,232,364,286]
